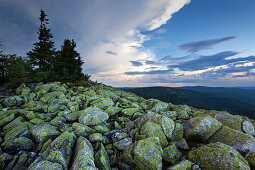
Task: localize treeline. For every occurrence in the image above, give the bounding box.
[0,10,90,86]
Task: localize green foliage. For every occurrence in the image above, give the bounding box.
[0,54,31,85]
[54,39,84,82]
[27,10,55,72]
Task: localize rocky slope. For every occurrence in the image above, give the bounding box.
[0,82,254,170]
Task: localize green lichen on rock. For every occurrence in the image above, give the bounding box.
[214,112,243,132]
[134,137,163,170]
[2,137,35,151]
[72,123,96,137]
[89,133,106,144]
[28,160,63,170]
[4,123,28,141]
[89,97,114,110]
[208,126,255,155]
[171,123,183,141]
[242,121,255,136]
[71,136,97,169]
[163,142,182,164]
[31,123,61,143]
[113,137,132,151]
[168,160,194,170]
[79,107,109,126]
[184,115,222,142]
[95,143,111,170]
[105,106,121,116]
[188,142,250,170]
[140,121,168,147]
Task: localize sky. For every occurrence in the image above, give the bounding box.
[0,0,255,87]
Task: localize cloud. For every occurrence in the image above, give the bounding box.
[171,51,240,71]
[155,28,167,34]
[105,50,117,55]
[178,36,237,53]
[125,69,173,75]
[130,61,143,66]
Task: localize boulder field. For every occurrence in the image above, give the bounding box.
[0,82,254,169]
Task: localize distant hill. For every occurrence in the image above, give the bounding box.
[177,86,255,106]
[123,86,255,119]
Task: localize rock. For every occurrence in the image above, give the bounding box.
[112,132,128,143]
[95,144,111,170]
[28,160,63,170]
[3,116,24,131]
[171,123,183,141]
[122,108,139,117]
[49,131,76,150]
[188,142,250,170]
[71,136,97,169]
[72,123,96,137]
[92,123,110,133]
[79,107,109,126]
[105,106,121,116]
[160,116,175,139]
[173,105,190,120]
[245,151,255,169]
[151,101,169,112]
[140,121,168,147]
[89,133,106,143]
[2,137,35,151]
[4,123,28,141]
[174,138,189,150]
[214,112,243,132]
[90,98,114,110]
[65,111,80,122]
[184,115,222,142]
[113,137,132,151]
[168,160,194,170]
[46,151,67,170]
[208,126,255,155]
[242,121,255,136]
[163,142,182,164]
[2,96,24,107]
[31,123,61,143]
[134,137,163,170]
[0,112,15,126]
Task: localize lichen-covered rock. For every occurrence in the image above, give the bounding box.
[188,142,250,170]
[92,123,110,133]
[89,133,106,143]
[31,123,61,143]
[151,101,169,112]
[2,137,35,151]
[245,151,255,169]
[184,115,222,142]
[65,111,80,122]
[208,126,255,155]
[46,151,67,170]
[95,144,110,170]
[163,142,182,164]
[168,160,194,170]
[72,123,96,137]
[105,106,121,116]
[174,138,189,150]
[79,107,109,126]
[4,123,28,141]
[49,131,76,150]
[122,108,139,117]
[214,112,243,132]
[113,137,132,151]
[160,116,175,139]
[242,121,255,136]
[171,123,183,141]
[89,97,114,110]
[140,121,168,147]
[134,137,163,170]
[2,96,24,107]
[71,136,97,170]
[3,116,24,131]
[28,160,63,170]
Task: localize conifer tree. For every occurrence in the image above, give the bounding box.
[55,39,84,81]
[27,10,55,71]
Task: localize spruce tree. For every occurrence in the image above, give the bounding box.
[55,39,84,82]
[27,10,55,71]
